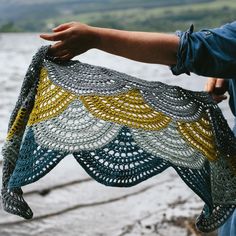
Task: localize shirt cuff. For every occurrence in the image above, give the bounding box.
[170,24,194,76]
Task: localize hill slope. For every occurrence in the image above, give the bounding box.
[0,0,235,32]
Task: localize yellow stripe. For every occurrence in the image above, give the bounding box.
[80,89,171,130]
[177,115,218,161]
[28,68,77,126]
[7,107,27,140]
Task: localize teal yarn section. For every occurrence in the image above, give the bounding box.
[9,125,214,224]
[8,125,213,218]
[73,126,213,213]
[73,126,170,187]
[8,127,67,188]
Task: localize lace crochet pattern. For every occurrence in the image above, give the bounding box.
[1,46,236,233]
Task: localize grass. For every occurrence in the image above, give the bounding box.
[1,0,236,32]
[42,0,236,32]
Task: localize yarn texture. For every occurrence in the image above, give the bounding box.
[1,46,236,232]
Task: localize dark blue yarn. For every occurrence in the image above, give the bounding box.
[8,128,67,188]
[73,126,213,211]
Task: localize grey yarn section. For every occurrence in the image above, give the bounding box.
[141,89,215,121]
[32,99,121,152]
[131,122,206,169]
[1,46,50,219]
[44,59,132,95]
[44,59,215,122]
[7,47,50,134]
[2,136,23,165]
[210,157,236,204]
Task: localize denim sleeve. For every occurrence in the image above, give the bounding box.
[171,22,236,79]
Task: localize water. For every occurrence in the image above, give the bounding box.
[0,33,232,236]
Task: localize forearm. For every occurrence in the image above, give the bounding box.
[40,22,179,64]
[93,27,179,65]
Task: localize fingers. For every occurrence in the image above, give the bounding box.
[212,78,227,95]
[204,78,226,93]
[60,54,74,61]
[212,94,227,103]
[40,31,67,41]
[53,22,74,32]
[46,42,74,59]
[40,22,75,40]
[49,47,71,59]
[205,78,228,103]
[204,77,217,92]
[50,49,69,58]
[215,78,226,90]
[48,47,73,60]
[48,41,65,53]
[215,78,225,87]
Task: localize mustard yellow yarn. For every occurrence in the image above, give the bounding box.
[6,107,27,140]
[80,89,171,130]
[177,115,217,161]
[25,68,218,164]
[28,68,77,126]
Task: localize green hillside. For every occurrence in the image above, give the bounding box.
[0,0,236,32]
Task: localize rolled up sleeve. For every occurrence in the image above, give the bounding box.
[171,22,236,79]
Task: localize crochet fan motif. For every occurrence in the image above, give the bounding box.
[1,46,236,233]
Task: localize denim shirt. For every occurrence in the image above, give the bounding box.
[171,22,236,116]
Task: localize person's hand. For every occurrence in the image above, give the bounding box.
[40,22,98,60]
[204,78,228,103]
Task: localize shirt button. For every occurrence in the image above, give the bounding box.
[204,31,212,36]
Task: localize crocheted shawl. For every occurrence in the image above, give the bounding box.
[1,46,236,233]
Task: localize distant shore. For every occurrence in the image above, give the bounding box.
[1,0,236,33]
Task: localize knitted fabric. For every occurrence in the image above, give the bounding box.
[1,46,236,232]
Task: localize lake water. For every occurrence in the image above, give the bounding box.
[0,33,232,236]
